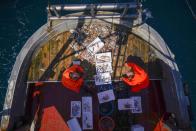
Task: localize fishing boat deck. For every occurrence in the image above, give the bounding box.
[2,2,192,130]
[25,21,167,130]
[26,80,166,131]
[27,22,162,82]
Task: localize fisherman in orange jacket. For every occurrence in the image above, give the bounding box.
[121,62,150,92]
[61,65,84,93]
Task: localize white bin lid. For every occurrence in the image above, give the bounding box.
[131,124,144,131]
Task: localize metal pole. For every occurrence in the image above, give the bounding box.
[47,3,141,11]
[48,14,138,20]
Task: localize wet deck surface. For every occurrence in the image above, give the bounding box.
[27,80,166,131]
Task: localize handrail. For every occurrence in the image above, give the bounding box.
[47,2,142,11]
[49,14,138,20]
[46,2,142,21]
[26,78,162,84]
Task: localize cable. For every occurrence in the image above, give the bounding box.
[185,0,196,20]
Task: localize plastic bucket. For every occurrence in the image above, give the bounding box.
[98,116,115,131]
[99,102,114,116]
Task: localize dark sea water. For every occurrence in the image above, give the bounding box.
[0,0,196,129]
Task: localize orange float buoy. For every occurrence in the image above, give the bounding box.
[35,82,44,87]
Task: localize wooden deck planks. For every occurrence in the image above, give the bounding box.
[28,27,161,81]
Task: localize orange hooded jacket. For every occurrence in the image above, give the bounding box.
[61,65,84,93]
[122,62,150,92]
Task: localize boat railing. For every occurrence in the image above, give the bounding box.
[0,88,7,118]
[26,78,162,84]
[46,2,142,20]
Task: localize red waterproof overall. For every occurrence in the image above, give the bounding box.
[122,62,150,92]
[61,65,84,93]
